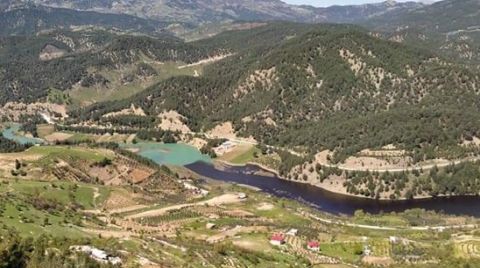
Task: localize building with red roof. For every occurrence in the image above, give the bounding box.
[270,233,285,246]
[307,241,320,251]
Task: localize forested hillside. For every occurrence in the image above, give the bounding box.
[364,0,480,66]
[75,22,480,163]
[0,5,169,36]
[3,0,423,25]
[0,30,219,103]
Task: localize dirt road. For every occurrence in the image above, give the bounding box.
[126,193,243,219]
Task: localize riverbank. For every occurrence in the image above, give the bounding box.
[0,123,464,202]
[214,158,455,202]
[186,161,480,217]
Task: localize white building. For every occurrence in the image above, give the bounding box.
[70,245,122,265]
[286,228,298,236]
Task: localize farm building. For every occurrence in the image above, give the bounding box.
[270,233,285,246]
[307,241,320,251]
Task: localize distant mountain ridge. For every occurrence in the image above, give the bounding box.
[364,0,480,65]
[0,5,170,36]
[1,0,425,25]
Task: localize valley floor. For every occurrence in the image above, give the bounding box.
[0,140,479,266]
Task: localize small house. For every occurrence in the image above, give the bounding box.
[238,193,247,199]
[286,228,298,236]
[270,233,285,246]
[307,241,320,251]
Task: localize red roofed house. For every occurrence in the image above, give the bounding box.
[270,233,285,246]
[307,241,320,251]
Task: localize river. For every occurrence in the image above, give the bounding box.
[114,142,480,216]
[186,162,480,217]
[3,127,479,217]
[2,123,44,145]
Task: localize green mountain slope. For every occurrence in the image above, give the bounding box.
[3,0,423,26]
[76,22,480,162]
[0,30,217,103]
[364,0,480,65]
[0,5,170,36]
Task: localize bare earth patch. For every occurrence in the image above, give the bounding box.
[257,202,274,211]
[103,104,146,118]
[128,168,152,184]
[39,44,66,61]
[462,137,480,147]
[185,137,208,150]
[178,53,233,69]
[233,67,277,99]
[104,189,142,210]
[362,256,394,266]
[158,110,191,133]
[44,132,74,142]
[0,102,68,121]
[207,122,237,140]
[207,121,256,143]
[207,226,267,243]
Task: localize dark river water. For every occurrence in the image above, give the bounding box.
[186,162,480,217]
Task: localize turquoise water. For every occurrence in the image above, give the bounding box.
[2,123,44,145]
[122,142,211,166]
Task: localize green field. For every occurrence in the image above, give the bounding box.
[319,242,363,263]
[66,132,96,143]
[0,180,104,238]
[230,146,262,164]
[0,201,87,238]
[36,124,55,138]
[4,180,106,209]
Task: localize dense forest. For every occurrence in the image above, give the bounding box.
[363,0,480,66]
[0,29,219,103]
[3,21,480,198]
[74,22,480,163]
[0,5,170,36]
